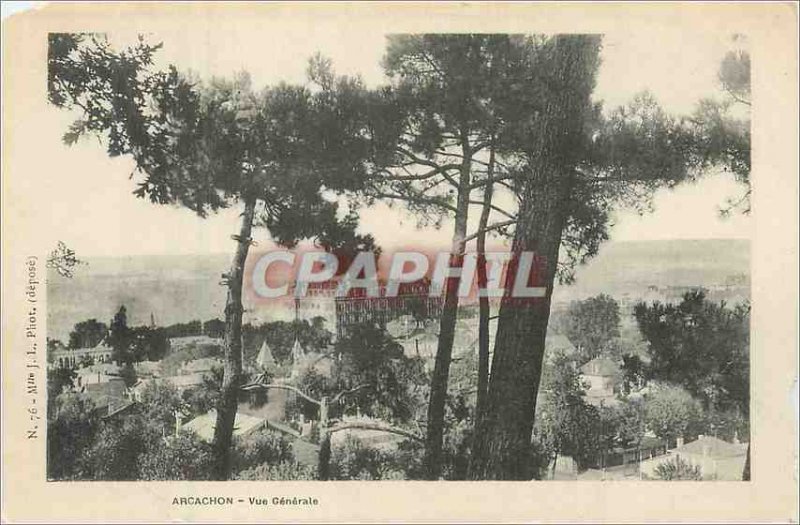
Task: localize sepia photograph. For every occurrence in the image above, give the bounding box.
[2,2,797,523]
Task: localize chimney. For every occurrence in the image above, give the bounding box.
[677,436,685,448]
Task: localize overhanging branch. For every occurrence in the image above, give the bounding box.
[464,219,517,243]
[468,200,516,220]
[327,422,424,442]
[374,191,458,213]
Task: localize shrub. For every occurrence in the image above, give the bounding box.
[138,431,215,480]
[47,394,99,480]
[236,461,316,480]
[76,415,152,480]
[231,430,295,473]
[652,455,703,480]
[329,435,405,480]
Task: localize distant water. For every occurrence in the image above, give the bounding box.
[553,238,750,302]
[47,239,750,342]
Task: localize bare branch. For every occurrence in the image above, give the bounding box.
[379,163,461,182]
[374,191,458,213]
[327,422,424,442]
[469,173,517,190]
[468,200,516,220]
[240,383,321,406]
[331,384,369,404]
[464,219,517,243]
[396,146,442,170]
[723,86,751,107]
[436,150,512,171]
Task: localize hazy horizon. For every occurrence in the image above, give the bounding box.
[47,238,751,342]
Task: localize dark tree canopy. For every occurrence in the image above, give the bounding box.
[47,33,379,250]
[561,294,621,362]
[68,319,108,349]
[534,351,602,471]
[107,305,132,364]
[331,324,427,423]
[633,290,750,415]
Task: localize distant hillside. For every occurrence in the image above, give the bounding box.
[47,239,750,342]
[553,238,750,302]
[47,254,232,342]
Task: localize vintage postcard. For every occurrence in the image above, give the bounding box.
[1,2,797,523]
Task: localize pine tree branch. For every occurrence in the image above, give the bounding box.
[469,174,517,190]
[463,219,517,243]
[467,200,516,219]
[378,163,461,182]
[374,191,458,213]
[328,422,424,442]
[331,384,369,404]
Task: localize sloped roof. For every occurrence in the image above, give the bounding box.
[181,358,221,373]
[134,360,162,376]
[80,378,133,418]
[169,335,223,350]
[84,377,126,398]
[291,338,305,361]
[546,334,576,353]
[182,410,266,442]
[673,436,746,459]
[580,357,620,377]
[256,341,276,370]
[166,374,206,389]
[73,340,113,352]
[77,362,121,376]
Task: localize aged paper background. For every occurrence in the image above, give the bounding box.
[2,2,797,522]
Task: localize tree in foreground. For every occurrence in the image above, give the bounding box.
[470,35,750,479]
[48,33,377,479]
[370,35,538,477]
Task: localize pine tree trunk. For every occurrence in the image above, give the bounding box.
[212,195,257,480]
[469,183,568,479]
[475,143,496,422]
[423,135,472,479]
[469,36,600,480]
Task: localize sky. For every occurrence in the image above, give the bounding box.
[33,21,751,257]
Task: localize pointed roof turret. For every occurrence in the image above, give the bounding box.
[291,338,305,363]
[256,340,276,371]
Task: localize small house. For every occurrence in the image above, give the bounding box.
[181,409,267,442]
[579,357,621,407]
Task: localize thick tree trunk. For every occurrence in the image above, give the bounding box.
[212,195,257,480]
[469,36,600,480]
[423,136,472,479]
[469,181,569,479]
